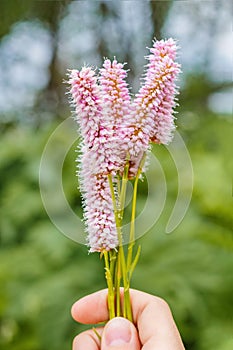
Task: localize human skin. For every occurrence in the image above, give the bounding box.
[71,289,185,350]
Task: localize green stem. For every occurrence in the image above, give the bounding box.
[108,173,132,320]
[109,250,117,283]
[119,245,131,320]
[108,174,123,317]
[119,159,129,219]
[115,251,121,317]
[127,153,146,267]
[103,251,115,319]
[127,175,139,269]
[108,174,122,244]
[117,174,121,198]
[125,153,146,319]
[106,153,144,322]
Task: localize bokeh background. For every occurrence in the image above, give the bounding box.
[0,1,232,349]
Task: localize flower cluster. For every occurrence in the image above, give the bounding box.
[68,38,181,252]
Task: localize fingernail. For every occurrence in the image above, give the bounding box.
[104,317,132,346]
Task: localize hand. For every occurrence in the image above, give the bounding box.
[71,289,185,350]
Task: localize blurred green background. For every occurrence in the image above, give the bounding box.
[0,1,232,349]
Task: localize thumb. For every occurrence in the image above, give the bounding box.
[101,317,141,350]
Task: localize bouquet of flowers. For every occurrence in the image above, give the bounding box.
[68,38,181,321]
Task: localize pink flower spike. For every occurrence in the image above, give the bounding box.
[96,58,132,174]
[140,38,181,145]
[68,67,102,148]
[79,147,118,252]
[133,39,180,144]
[99,59,131,120]
[125,38,181,177]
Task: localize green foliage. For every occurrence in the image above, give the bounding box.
[0,124,104,350]
[0,114,232,350]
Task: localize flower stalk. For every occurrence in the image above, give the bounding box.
[68,38,181,322]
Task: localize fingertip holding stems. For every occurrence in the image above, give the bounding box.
[68,38,181,320]
[73,318,140,350]
[101,317,140,349]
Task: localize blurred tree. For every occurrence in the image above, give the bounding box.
[0,0,71,126]
[150,0,172,39]
[180,74,233,114]
[97,1,119,59]
[30,0,72,123]
[0,0,31,38]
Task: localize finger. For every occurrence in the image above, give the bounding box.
[73,328,103,350]
[101,317,141,350]
[71,288,170,328]
[134,293,185,348]
[71,289,109,324]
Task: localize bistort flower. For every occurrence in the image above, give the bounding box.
[68,38,181,252]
